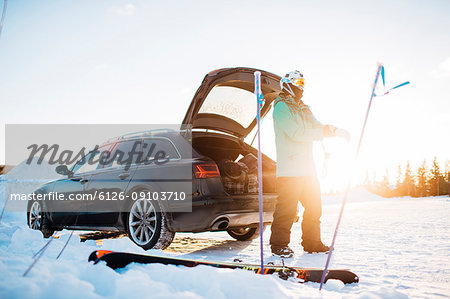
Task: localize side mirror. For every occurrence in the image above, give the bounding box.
[55,165,73,177]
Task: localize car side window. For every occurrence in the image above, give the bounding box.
[103,139,142,169]
[72,145,111,175]
[141,138,180,162]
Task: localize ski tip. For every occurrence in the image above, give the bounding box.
[88,250,113,263]
[88,251,98,263]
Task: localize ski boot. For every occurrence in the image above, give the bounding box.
[271,246,294,258]
[303,241,330,254]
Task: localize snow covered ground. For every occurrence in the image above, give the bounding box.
[0,165,449,298]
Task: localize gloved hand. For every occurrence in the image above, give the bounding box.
[323,125,337,137]
[335,128,350,142]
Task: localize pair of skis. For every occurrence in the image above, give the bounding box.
[88,250,359,285]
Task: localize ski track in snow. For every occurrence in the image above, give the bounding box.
[0,162,449,298]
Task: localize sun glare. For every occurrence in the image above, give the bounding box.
[315,138,354,193]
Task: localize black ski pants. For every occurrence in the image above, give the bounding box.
[270,176,322,250]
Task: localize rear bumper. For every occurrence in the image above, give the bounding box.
[208,211,274,229]
[168,193,278,232]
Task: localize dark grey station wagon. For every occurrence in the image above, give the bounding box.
[28,67,282,250]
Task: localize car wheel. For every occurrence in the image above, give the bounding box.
[27,200,54,238]
[227,225,266,241]
[127,198,175,250]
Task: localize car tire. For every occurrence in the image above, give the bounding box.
[127,198,175,250]
[227,225,266,241]
[27,200,54,238]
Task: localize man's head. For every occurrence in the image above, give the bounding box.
[280,70,304,101]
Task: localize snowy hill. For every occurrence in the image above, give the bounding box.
[0,158,58,224]
[2,157,58,181]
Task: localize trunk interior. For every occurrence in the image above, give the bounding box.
[192,131,277,194]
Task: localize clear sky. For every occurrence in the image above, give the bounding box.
[0,0,449,190]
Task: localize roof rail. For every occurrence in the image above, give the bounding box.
[103,128,182,144]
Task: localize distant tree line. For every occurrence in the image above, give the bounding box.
[365,157,450,198]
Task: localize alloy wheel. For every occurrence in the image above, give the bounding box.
[29,201,42,230]
[128,199,158,246]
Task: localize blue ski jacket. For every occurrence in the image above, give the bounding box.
[273,95,324,177]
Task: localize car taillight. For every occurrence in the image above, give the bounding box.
[193,163,220,179]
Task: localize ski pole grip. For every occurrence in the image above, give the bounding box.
[254,71,262,97]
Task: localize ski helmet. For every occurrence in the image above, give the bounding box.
[280,70,304,97]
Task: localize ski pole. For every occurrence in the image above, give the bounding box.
[32,234,55,259]
[0,0,7,39]
[24,235,54,277]
[319,63,383,290]
[56,230,74,259]
[0,179,9,224]
[0,201,6,224]
[56,214,80,259]
[254,71,265,273]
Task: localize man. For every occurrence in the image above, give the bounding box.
[270,70,349,258]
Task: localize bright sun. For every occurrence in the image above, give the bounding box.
[315,138,354,193]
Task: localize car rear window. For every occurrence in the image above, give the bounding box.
[198,86,256,128]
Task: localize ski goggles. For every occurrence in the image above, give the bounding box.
[291,77,305,90]
[282,77,305,90]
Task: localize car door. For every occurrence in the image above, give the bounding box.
[50,149,103,227]
[83,139,142,226]
[129,136,193,213]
